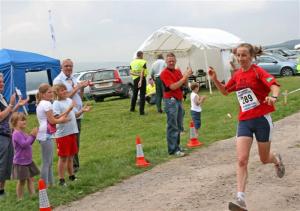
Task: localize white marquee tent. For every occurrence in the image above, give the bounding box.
[136,26,243,92]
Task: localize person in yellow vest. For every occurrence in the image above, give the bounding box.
[130,51,148,115]
[146,78,156,105]
[297,55,300,74]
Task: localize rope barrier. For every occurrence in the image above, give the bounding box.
[280,88,300,105]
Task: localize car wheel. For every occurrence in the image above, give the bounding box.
[281,67,293,76]
[94,96,104,102]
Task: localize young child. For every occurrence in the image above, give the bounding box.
[36,83,70,187]
[53,84,91,186]
[10,112,39,200]
[190,82,206,136]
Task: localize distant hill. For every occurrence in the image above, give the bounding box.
[264,39,300,49]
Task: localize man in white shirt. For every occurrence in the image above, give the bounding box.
[151,54,166,113]
[53,59,89,172]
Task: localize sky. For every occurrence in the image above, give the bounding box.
[0,0,299,64]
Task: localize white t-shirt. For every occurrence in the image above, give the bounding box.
[190,92,202,112]
[36,100,53,141]
[53,72,83,119]
[53,98,79,138]
[151,59,166,77]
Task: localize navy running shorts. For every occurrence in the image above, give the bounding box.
[237,114,273,142]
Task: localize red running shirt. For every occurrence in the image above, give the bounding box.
[160,68,184,100]
[225,64,280,121]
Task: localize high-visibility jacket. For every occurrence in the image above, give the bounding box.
[297,57,300,73]
[130,59,148,79]
[146,84,156,96]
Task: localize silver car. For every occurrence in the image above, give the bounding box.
[89,66,133,102]
[256,54,297,76]
[73,70,96,97]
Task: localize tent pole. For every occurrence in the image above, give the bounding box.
[203,50,212,94]
[10,65,14,96]
[188,50,191,68]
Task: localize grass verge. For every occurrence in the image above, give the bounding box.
[1,76,299,210]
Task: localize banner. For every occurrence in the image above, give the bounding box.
[48,10,56,49]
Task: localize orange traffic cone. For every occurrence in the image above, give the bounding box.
[39,179,51,211]
[135,136,150,167]
[187,121,203,148]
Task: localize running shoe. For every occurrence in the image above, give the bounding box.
[274,153,285,178]
[229,198,247,211]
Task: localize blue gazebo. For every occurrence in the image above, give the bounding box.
[0,48,60,100]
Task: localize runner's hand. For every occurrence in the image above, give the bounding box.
[264,96,277,105]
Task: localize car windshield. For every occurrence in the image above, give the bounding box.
[94,70,114,81]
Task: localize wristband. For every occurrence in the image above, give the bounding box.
[271,96,278,99]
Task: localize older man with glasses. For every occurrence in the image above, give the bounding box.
[53,59,89,173]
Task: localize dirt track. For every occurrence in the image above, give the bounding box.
[56,112,300,211]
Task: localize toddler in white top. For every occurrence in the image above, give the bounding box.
[190,82,206,135]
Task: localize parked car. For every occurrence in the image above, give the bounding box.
[264,47,298,60]
[89,66,133,102]
[256,54,297,76]
[73,70,96,98]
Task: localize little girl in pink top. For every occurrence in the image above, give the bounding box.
[10,112,39,200]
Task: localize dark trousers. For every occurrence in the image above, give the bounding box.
[155,77,164,112]
[73,119,81,170]
[130,77,146,114]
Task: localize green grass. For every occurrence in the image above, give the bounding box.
[1,76,300,210]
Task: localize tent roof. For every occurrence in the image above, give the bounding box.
[0,48,59,65]
[138,26,243,53]
[0,48,61,101]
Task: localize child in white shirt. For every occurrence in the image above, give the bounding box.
[190,82,206,136]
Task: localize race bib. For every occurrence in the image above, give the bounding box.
[236,88,260,112]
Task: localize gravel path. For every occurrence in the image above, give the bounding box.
[56,112,300,211]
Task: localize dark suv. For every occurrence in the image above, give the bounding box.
[89,66,133,102]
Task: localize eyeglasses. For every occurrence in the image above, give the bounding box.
[63,65,73,68]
